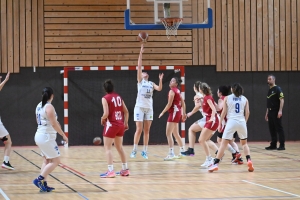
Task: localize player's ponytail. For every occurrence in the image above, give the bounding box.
[41,87,54,107]
[103,79,114,93]
[200,82,212,95]
[231,83,243,97]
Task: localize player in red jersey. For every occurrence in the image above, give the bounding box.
[197,82,219,167]
[216,85,243,164]
[100,80,130,178]
[159,77,186,161]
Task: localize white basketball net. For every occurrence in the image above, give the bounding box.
[161,18,183,39]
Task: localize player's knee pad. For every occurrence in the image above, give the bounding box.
[1,136,8,142]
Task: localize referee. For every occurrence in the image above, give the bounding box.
[265,75,285,150]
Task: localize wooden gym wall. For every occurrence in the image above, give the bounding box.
[0,0,299,72]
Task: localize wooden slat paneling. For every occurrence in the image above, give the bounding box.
[291,0,297,71]
[7,0,13,73]
[251,0,257,71]
[0,0,7,72]
[215,0,222,71]
[233,0,239,71]
[298,0,300,70]
[204,0,210,65]
[239,0,245,71]
[262,0,269,71]
[279,0,286,71]
[227,0,233,71]
[13,0,20,73]
[268,0,275,71]
[25,0,32,67]
[38,0,44,67]
[198,0,204,65]
[192,0,198,65]
[285,0,291,71]
[31,0,38,67]
[19,0,26,67]
[245,0,251,71]
[221,0,227,71]
[274,0,281,71]
[256,0,263,71]
[210,0,216,65]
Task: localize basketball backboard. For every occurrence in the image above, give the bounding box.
[124,0,213,30]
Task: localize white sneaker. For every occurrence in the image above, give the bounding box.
[130,150,137,158]
[201,158,214,168]
[200,159,208,167]
[164,154,176,161]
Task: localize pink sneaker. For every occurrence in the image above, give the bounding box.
[247,160,254,172]
[232,153,242,163]
[100,170,116,178]
[119,169,130,176]
[208,164,218,173]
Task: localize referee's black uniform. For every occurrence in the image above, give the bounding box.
[266,85,285,150]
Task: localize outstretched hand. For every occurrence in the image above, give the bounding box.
[159,73,164,80]
[158,112,164,118]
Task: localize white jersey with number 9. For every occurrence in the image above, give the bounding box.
[226,94,247,122]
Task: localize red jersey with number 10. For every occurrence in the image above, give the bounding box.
[103,92,124,126]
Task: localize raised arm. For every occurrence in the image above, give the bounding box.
[137,44,144,83]
[0,72,10,91]
[153,73,164,91]
[46,104,68,143]
[158,90,175,118]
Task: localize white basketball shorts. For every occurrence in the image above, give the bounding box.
[0,118,9,138]
[34,132,60,159]
[134,106,154,121]
[222,119,247,140]
[197,118,206,129]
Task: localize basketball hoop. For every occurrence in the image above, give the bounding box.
[160,18,183,39]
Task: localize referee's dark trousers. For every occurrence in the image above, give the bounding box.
[268,109,285,147]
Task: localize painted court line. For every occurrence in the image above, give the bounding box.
[242,180,300,198]
[0,188,10,200]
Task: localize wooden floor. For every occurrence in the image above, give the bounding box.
[0,142,300,200]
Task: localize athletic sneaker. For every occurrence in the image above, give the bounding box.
[100,170,116,178]
[164,154,177,161]
[2,161,14,170]
[141,151,148,159]
[119,169,130,176]
[33,178,47,192]
[130,150,137,158]
[232,157,244,165]
[208,163,219,172]
[232,153,241,163]
[200,158,214,168]
[181,148,195,156]
[247,160,254,172]
[40,181,55,192]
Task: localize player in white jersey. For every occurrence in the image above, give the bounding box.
[130,44,164,159]
[0,72,14,170]
[33,87,68,192]
[209,83,254,173]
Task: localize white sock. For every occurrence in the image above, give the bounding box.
[4,156,9,163]
[108,165,114,172]
[122,163,128,170]
[180,146,185,152]
[133,144,138,151]
[143,145,148,152]
[169,148,174,155]
[206,155,212,161]
[228,146,236,153]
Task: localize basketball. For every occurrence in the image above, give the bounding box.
[137,32,149,43]
[93,137,102,145]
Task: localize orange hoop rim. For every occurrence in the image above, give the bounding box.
[160,17,183,26]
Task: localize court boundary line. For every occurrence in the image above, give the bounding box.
[242,180,300,198]
[13,150,89,199]
[31,150,107,192]
[0,188,10,200]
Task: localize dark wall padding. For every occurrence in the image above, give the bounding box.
[0,68,64,146]
[0,67,299,146]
